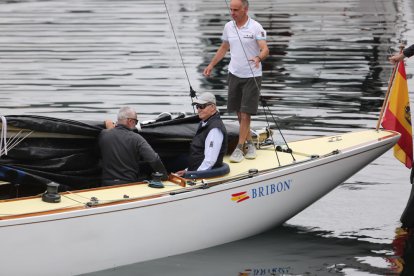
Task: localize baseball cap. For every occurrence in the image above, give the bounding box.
[192,92,216,105]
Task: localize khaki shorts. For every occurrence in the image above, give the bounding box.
[227,72,262,115]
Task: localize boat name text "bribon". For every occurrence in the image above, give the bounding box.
[231,179,292,203]
[251,179,292,199]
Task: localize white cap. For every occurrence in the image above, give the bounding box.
[192,92,216,105]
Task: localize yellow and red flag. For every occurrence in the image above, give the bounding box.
[231,191,250,203]
[382,61,413,169]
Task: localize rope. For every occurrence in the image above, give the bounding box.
[0,116,8,156]
[0,129,33,157]
[0,115,34,157]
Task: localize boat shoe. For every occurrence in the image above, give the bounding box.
[229,147,244,163]
[245,143,257,159]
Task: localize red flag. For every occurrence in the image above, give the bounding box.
[382,61,413,169]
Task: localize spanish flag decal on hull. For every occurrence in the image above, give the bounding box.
[231,191,250,203]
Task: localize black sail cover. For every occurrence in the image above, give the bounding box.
[0,114,238,197]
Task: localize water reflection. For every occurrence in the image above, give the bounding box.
[389,227,414,275]
[197,0,407,133]
[81,225,400,276]
[0,0,408,131]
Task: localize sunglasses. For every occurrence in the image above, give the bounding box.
[128,118,139,124]
[195,103,213,110]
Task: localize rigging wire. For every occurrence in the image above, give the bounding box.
[163,0,197,114]
[223,0,295,164]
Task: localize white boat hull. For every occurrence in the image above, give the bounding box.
[0,130,398,276]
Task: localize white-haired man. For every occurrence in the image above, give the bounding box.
[176,92,228,176]
[99,106,168,186]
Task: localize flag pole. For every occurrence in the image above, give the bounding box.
[376,45,405,131]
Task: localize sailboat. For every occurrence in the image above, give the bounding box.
[0,112,400,276]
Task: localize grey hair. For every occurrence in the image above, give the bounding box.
[231,0,249,8]
[117,106,136,121]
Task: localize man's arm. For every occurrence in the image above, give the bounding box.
[404,44,414,58]
[197,128,224,171]
[137,136,169,180]
[203,41,230,77]
[252,39,269,68]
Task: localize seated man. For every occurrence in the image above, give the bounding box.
[176,92,228,176]
[99,106,168,186]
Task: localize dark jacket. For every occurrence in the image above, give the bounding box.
[404,44,414,58]
[98,125,167,186]
[188,112,228,171]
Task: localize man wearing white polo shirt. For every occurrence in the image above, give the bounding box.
[203,0,269,163]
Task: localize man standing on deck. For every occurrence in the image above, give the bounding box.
[99,106,168,186]
[203,0,269,163]
[389,44,414,63]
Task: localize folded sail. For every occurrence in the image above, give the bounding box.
[0,114,240,198]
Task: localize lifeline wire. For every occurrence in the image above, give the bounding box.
[163,0,197,114]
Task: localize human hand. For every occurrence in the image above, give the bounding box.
[175,170,185,177]
[203,65,213,77]
[389,53,405,64]
[249,56,261,68]
[104,119,115,129]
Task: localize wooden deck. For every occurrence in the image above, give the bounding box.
[0,129,396,219]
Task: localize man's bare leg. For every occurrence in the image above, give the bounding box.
[230,111,252,162]
[237,111,251,145]
[237,111,257,159]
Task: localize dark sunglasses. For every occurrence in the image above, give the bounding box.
[128,118,139,124]
[195,103,213,110]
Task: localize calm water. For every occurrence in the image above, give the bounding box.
[1,0,414,275]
